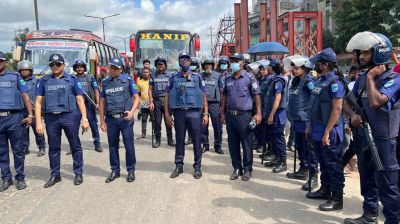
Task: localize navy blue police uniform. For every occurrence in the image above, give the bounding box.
[0,70,28,190]
[201,70,224,153]
[101,72,138,177]
[259,73,275,155]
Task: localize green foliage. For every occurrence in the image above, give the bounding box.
[14,27,30,42]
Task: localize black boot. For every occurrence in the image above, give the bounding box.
[167,137,176,147]
[153,138,161,148]
[287,167,308,180]
[318,191,343,211]
[272,156,287,173]
[264,155,279,167]
[343,211,378,224]
[202,145,209,153]
[302,174,318,191]
[306,184,331,200]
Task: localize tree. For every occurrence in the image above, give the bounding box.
[334,0,400,53]
[14,27,30,43]
[323,29,336,49]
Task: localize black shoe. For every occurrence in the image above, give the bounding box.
[256,147,263,153]
[105,172,120,183]
[153,139,161,148]
[287,167,308,180]
[229,169,242,180]
[0,180,13,192]
[37,149,46,157]
[264,156,279,167]
[241,170,252,181]
[272,157,287,173]
[170,168,183,178]
[44,176,61,188]
[306,185,331,200]
[344,211,378,224]
[193,169,202,179]
[66,150,72,155]
[287,145,295,152]
[167,139,176,147]
[15,179,27,190]
[318,192,343,211]
[302,174,318,191]
[202,146,210,153]
[74,174,83,185]
[25,149,30,155]
[94,145,103,153]
[127,172,135,182]
[215,149,224,155]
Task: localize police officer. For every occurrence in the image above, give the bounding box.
[217,55,230,81]
[201,58,224,154]
[220,53,261,181]
[0,51,33,192]
[284,56,319,190]
[35,54,89,188]
[263,60,289,173]
[99,57,140,183]
[164,52,208,179]
[305,48,346,211]
[148,56,175,148]
[190,57,200,73]
[343,32,400,224]
[17,60,47,157]
[73,59,102,152]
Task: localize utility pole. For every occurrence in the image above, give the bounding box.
[206,26,214,57]
[84,13,120,42]
[112,36,128,53]
[34,0,39,30]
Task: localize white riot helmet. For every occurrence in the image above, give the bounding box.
[282,55,312,70]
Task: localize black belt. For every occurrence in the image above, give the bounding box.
[227,110,250,116]
[107,113,125,118]
[173,108,201,111]
[0,111,20,117]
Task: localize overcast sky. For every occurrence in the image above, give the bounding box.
[0,0,250,57]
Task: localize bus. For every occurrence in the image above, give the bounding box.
[129,29,201,79]
[13,29,119,81]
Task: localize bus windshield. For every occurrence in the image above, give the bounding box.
[136,32,191,70]
[24,39,88,75]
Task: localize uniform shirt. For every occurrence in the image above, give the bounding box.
[137,78,150,108]
[271,78,286,126]
[292,77,315,133]
[100,73,138,98]
[222,70,261,111]
[0,71,28,112]
[36,73,83,97]
[164,71,206,94]
[310,71,345,142]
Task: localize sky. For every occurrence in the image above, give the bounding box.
[0,0,248,57]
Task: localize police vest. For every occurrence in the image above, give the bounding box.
[102,76,133,114]
[260,75,275,117]
[357,71,400,139]
[202,71,221,102]
[308,73,343,125]
[265,74,289,117]
[25,76,38,103]
[151,72,171,98]
[288,74,314,121]
[0,72,24,110]
[42,74,77,113]
[168,73,204,109]
[76,74,95,102]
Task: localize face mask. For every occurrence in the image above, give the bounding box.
[231,63,241,72]
[315,63,323,74]
[190,65,197,71]
[205,69,212,74]
[220,64,228,71]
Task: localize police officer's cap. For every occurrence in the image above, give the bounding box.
[310,48,337,63]
[109,57,124,68]
[49,54,65,64]
[179,52,191,60]
[0,51,6,61]
[229,53,244,61]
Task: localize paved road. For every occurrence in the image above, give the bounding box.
[0,118,384,224]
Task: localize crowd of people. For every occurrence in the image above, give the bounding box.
[0,30,399,223]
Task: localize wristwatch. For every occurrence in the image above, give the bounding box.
[82,119,89,122]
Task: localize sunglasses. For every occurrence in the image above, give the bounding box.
[0,59,6,63]
[50,62,63,67]
[110,66,120,70]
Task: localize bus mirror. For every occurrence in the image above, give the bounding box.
[129,38,136,52]
[12,46,22,62]
[89,46,97,61]
[194,37,201,51]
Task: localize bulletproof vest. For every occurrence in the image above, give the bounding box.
[0,72,24,110]
[25,76,38,102]
[357,71,400,139]
[265,74,289,117]
[202,71,221,102]
[308,72,342,125]
[102,75,133,114]
[288,74,313,121]
[168,73,204,109]
[76,74,95,102]
[151,72,171,98]
[225,72,254,111]
[43,74,77,113]
[260,75,275,117]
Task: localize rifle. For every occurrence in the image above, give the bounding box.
[346,91,383,171]
[82,90,99,111]
[151,110,155,148]
[307,140,312,194]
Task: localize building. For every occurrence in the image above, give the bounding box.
[317,0,339,33]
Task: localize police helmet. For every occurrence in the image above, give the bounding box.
[257,59,271,70]
[202,58,215,70]
[191,57,199,66]
[346,31,393,65]
[17,60,33,71]
[155,56,167,67]
[73,59,87,72]
[243,53,252,64]
[178,52,191,69]
[283,55,312,70]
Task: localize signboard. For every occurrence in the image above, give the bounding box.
[26,40,88,51]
